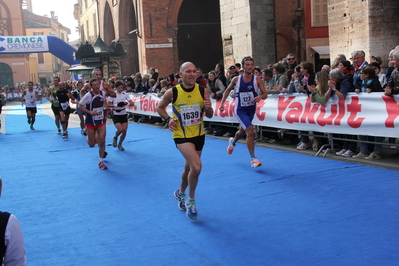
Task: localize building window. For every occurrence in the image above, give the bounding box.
[33,32,44,35]
[0,2,12,36]
[86,19,89,41]
[38,53,44,64]
[84,0,88,9]
[22,0,28,9]
[311,0,328,27]
[80,25,85,41]
[93,12,97,38]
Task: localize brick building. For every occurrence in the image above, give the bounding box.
[90,0,325,77]
[0,0,30,87]
[91,0,225,78]
[0,0,72,87]
[328,0,399,68]
[81,0,399,79]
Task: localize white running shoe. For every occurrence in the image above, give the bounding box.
[296,142,311,150]
[335,149,347,156]
[341,150,355,158]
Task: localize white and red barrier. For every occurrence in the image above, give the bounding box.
[126,92,399,138]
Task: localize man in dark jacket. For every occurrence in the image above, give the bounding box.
[215,63,227,87]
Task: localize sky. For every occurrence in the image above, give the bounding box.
[31,0,80,41]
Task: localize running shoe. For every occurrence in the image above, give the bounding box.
[296,142,311,150]
[98,161,108,170]
[83,128,87,136]
[81,128,85,135]
[250,158,262,168]
[30,125,35,130]
[341,150,355,158]
[227,137,235,154]
[335,149,347,156]
[118,144,125,151]
[112,136,117,147]
[173,190,186,211]
[185,200,197,220]
[62,132,68,139]
[57,129,61,134]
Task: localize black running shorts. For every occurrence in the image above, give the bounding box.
[112,114,128,124]
[174,135,205,151]
[26,107,37,114]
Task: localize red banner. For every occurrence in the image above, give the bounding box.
[126,92,399,138]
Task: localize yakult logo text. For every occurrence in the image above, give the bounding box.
[277,96,365,128]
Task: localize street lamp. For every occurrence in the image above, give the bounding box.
[295,6,303,21]
[294,5,303,62]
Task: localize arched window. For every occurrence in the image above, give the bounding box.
[0,63,14,87]
[0,0,12,36]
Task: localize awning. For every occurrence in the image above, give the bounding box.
[310,46,330,59]
[67,65,96,75]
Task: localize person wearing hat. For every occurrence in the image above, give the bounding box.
[371,56,382,66]
[226,64,239,86]
[124,77,134,92]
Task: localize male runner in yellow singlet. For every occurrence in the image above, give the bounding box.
[157,62,213,220]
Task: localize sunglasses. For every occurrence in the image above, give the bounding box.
[287,58,295,61]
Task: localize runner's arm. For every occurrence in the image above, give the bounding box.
[35,91,41,101]
[78,94,96,115]
[219,76,237,112]
[156,89,172,120]
[204,89,213,118]
[46,87,52,100]
[103,82,116,97]
[68,90,76,103]
[156,89,177,130]
[21,91,26,102]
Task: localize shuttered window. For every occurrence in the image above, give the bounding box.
[311,0,328,27]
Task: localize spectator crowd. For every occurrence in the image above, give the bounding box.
[3,45,399,161]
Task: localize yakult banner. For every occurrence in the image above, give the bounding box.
[0,36,49,53]
[126,92,399,138]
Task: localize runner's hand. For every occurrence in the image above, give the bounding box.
[168,118,177,131]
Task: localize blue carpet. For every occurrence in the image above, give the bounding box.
[1,103,398,265]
